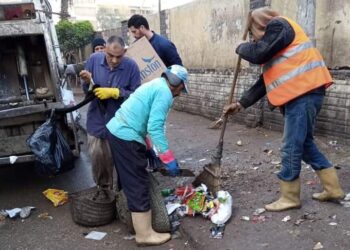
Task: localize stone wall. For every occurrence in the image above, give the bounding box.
[173,69,350,141]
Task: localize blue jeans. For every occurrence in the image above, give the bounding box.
[278,93,332,181]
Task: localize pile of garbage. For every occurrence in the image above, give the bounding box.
[162,184,232,239]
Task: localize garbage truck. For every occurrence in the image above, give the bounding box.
[0,0,80,166]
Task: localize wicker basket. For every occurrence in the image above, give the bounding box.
[69,186,116,227]
[116,174,171,233]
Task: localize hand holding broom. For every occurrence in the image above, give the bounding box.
[207,16,251,130]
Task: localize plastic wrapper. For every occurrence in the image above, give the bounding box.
[187,192,206,213]
[27,116,75,176]
[43,188,68,207]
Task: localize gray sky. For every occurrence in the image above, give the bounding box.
[50,0,195,12]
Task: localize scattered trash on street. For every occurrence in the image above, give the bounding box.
[282,215,291,222]
[253,208,266,216]
[241,216,250,221]
[313,242,324,250]
[294,219,305,226]
[252,215,266,223]
[329,222,338,226]
[210,224,225,239]
[340,201,350,208]
[162,183,233,239]
[85,231,107,240]
[271,160,281,165]
[236,140,243,146]
[263,148,273,155]
[0,206,35,219]
[4,208,21,218]
[38,212,53,220]
[344,193,350,201]
[19,206,35,219]
[43,188,68,207]
[123,234,136,240]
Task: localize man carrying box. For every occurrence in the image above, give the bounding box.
[128,14,183,67]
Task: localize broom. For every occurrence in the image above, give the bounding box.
[193,16,251,192]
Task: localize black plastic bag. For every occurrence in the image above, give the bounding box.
[27,115,75,175]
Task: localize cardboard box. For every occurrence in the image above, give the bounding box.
[126,36,167,84]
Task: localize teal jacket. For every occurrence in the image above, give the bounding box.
[106,77,173,153]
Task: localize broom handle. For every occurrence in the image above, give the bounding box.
[218,19,250,145]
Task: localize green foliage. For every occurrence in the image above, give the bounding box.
[56,20,94,54]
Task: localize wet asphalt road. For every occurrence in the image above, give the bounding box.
[0,130,195,250]
[1,107,349,250]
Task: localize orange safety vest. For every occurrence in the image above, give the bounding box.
[262,16,332,106]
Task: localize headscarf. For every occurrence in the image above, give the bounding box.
[249,7,280,41]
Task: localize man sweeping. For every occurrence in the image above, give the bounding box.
[106,65,188,246]
[223,7,345,212]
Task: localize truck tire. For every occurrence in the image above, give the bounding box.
[115,173,171,234]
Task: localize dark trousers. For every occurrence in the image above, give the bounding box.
[107,131,150,212]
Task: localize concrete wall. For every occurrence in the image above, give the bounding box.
[271,0,350,69]
[169,0,249,69]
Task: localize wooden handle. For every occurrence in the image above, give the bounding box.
[218,16,251,143]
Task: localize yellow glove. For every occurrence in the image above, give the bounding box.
[93,87,120,100]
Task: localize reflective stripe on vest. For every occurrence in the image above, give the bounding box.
[262,16,332,106]
[263,41,314,73]
[266,60,326,93]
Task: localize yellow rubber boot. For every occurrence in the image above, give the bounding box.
[131,210,171,246]
[265,179,301,212]
[312,167,345,201]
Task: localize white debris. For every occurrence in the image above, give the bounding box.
[9,156,18,164]
[85,231,107,240]
[313,242,324,250]
[329,222,338,226]
[19,206,35,219]
[241,216,250,221]
[5,208,21,218]
[237,140,243,146]
[340,201,350,208]
[253,208,266,216]
[271,160,281,165]
[166,203,181,215]
[123,234,136,240]
[282,215,291,222]
[198,158,206,162]
[344,193,350,201]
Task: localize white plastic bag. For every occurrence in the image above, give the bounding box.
[210,190,232,225]
[60,86,80,124]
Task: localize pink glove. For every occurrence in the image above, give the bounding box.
[159,150,180,176]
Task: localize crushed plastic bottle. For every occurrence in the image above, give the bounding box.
[161,188,175,197]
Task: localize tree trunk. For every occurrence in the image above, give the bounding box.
[61,0,69,20]
[297,0,316,46]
